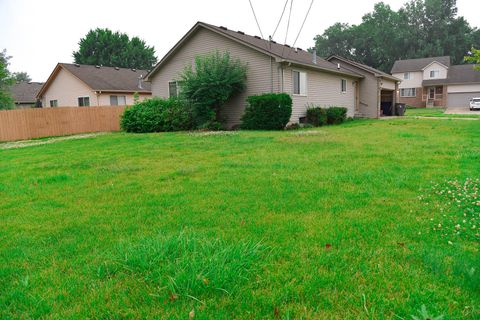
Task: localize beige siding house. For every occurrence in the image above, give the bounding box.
[37,63,151,108]
[327,56,400,117]
[146,22,366,128]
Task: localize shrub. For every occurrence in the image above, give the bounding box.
[241,93,292,130]
[326,107,347,125]
[121,98,193,133]
[306,105,327,127]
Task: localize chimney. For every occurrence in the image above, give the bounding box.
[138,74,144,90]
[312,48,317,64]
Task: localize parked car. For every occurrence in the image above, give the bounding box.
[470,98,480,111]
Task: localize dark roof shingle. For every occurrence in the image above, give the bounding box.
[391,56,451,73]
[60,63,151,92]
[10,82,43,103]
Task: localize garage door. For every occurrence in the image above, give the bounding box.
[447,92,480,108]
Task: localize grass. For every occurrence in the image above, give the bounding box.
[0,119,479,319]
[406,107,480,118]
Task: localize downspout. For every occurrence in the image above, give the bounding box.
[377,79,381,118]
[270,56,274,92]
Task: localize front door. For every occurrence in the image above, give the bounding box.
[429,87,435,100]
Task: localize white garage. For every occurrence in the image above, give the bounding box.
[447,91,480,108]
[444,65,480,108]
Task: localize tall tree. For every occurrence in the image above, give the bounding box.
[0,49,14,110]
[73,28,157,70]
[12,72,31,83]
[314,0,478,72]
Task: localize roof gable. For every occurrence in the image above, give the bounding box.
[146,22,362,81]
[391,56,451,73]
[326,55,399,81]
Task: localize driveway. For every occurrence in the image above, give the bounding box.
[445,106,480,115]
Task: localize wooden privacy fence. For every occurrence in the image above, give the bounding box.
[0,106,126,142]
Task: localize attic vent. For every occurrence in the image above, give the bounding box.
[95,65,101,68]
[284,44,291,48]
[337,63,341,70]
[254,36,261,39]
[219,26,228,30]
[237,31,245,35]
[132,68,137,72]
[297,48,303,51]
[270,40,277,44]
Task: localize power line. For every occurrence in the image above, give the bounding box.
[248,0,265,39]
[284,0,294,45]
[292,0,315,48]
[271,0,290,39]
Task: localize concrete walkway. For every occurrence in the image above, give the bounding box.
[445,106,480,115]
[382,116,480,121]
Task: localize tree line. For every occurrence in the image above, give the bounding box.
[314,0,480,72]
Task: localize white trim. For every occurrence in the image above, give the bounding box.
[77,96,90,107]
[292,70,307,96]
[400,88,417,97]
[168,81,179,98]
[341,79,347,93]
[422,61,449,71]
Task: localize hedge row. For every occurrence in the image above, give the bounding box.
[306,106,348,127]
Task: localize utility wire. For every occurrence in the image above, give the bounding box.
[282,0,294,57]
[271,0,290,39]
[248,0,265,39]
[292,0,315,47]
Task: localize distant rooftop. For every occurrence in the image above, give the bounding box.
[10,82,44,103]
[391,56,451,73]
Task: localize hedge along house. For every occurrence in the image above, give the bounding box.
[145,22,365,129]
[326,56,400,117]
[37,63,152,108]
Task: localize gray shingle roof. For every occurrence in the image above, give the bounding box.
[391,56,451,73]
[60,63,151,92]
[423,64,480,86]
[10,82,43,103]
[147,22,363,80]
[327,55,399,81]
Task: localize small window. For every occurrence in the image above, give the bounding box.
[430,70,440,78]
[78,96,90,107]
[341,79,347,93]
[110,95,127,106]
[400,88,417,97]
[293,71,307,95]
[169,81,178,98]
[404,72,410,80]
[49,100,58,107]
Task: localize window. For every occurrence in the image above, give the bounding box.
[78,96,90,107]
[49,100,58,107]
[341,79,347,93]
[110,95,127,106]
[430,70,440,78]
[293,71,307,95]
[400,88,417,97]
[404,72,411,80]
[169,81,178,98]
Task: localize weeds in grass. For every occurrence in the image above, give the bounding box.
[100,233,267,301]
[420,178,479,243]
[411,305,444,320]
[187,131,239,137]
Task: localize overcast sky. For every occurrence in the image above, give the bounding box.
[0,0,478,81]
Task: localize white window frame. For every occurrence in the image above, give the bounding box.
[168,81,179,98]
[292,70,307,96]
[403,72,411,80]
[341,79,347,93]
[110,95,127,106]
[400,88,417,98]
[430,70,440,78]
[78,96,90,107]
[49,100,58,107]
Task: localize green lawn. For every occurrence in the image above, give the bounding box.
[1,119,479,319]
[406,107,480,118]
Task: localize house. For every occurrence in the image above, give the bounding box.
[326,56,400,117]
[391,56,480,108]
[9,82,43,108]
[37,63,152,108]
[145,22,377,129]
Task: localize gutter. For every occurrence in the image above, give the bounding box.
[277,59,364,79]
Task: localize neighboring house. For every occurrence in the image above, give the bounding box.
[9,82,44,108]
[37,63,152,108]
[391,56,480,108]
[145,22,372,129]
[327,56,400,117]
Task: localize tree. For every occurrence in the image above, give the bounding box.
[465,48,480,70]
[180,51,247,129]
[73,28,157,70]
[0,49,14,110]
[12,72,31,83]
[313,0,478,72]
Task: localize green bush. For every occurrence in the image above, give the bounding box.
[241,93,292,130]
[121,98,193,133]
[306,105,327,127]
[326,107,347,125]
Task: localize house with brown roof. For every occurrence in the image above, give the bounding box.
[391,56,480,108]
[146,22,387,128]
[10,82,44,108]
[37,63,152,108]
[327,56,400,117]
